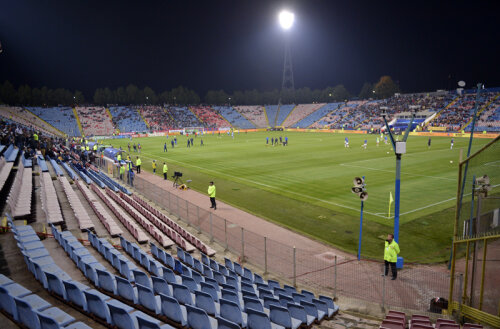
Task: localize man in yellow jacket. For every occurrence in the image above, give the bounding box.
[119,164,125,181]
[136,157,141,174]
[208,181,216,210]
[152,160,157,174]
[383,233,400,280]
[163,162,168,180]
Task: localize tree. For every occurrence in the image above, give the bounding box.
[358,82,374,99]
[331,84,350,102]
[103,88,113,104]
[17,85,32,105]
[205,89,228,105]
[74,90,85,104]
[374,76,399,99]
[115,87,127,104]
[159,90,172,104]
[94,88,106,105]
[1,81,17,104]
[126,84,140,104]
[143,86,158,104]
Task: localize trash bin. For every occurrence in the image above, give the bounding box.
[396,256,404,269]
[429,297,448,313]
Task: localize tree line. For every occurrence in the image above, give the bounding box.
[0,76,399,106]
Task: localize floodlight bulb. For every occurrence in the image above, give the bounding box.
[279,10,294,30]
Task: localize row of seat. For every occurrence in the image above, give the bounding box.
[76,180,123,236]
[49,156,65,176]
[381,310,482,329]
[71,163,92,184]
[0,156,14,191]
[8,160,32,217]
[21,151,33,167]
[91,184,149,243]
[122,193,192,251]
[106,189,173,248]
[92,169,132,195]
[48,223,176,329]
[61,161,78,180]
[132,193,215,256]
[40,172,64,224]
[3,144,19,162]
[3,216,91,329]
[59,176,95,231]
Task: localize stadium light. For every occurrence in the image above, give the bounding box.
[352,176,367,260]
[279,10,294,30]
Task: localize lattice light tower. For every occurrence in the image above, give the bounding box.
[279,10,295,102]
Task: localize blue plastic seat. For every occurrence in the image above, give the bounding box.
[221,289,240,308]
[119,259,138,282]
[312,297,335,318]
[233,262,243,276]
[243,268,253,282]
[45,272,68,299]
[278,293,295,307]
[185,304,217,329]
[140,252,152,271]
[176,247,185,263]
[213,271,225,285]
[247,307,285,329]
[136,311,175,329]
[132,269,152,289]
[259,287,274,300]
[184,253,194,268]
[254,273,265,285]
[36,306,76,329]
[63,322,93,329]
[0,283,32,317]
[220,298,247,328]
[263,296,282,309]
[300,300,325,322]
[319,295,339,316]
[162,267,180,285]
[106,299,137,329]
[149,260,164,278]
[171,283,194,306]
[83,262,106,286]
[149,242,159,258]
[203,265,213,279]
[243,296,264,313]
[287,303,315,327]
[200,282,219,302]
[96,268,117,294]
[218,265,229,277]
[269,304,302,329]
[204,278,219,291]
[83,289,112,324]
[221,283,237,294]
[13,295,51,329]
[301,289,315,302]
[195,290,219,316]
[209,259,219,272]
[216,316,241,329]
[63,280,89,311]
[181,275,199,293]
[267,280,280,291]
[151,276,171,296]
[0,274,13,286]
[159,250,175,269]
[283,285,296,296]
[201,253,210,266]
[193,258,204,274]
[137,283,161,314]
[116,276,138,304]
[159,293,187,327]
[292,292,306,304]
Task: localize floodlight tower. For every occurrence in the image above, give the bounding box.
[279,10,295,103]
[381,105,418,251]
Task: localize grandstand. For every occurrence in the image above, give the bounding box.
[0,106,65,137]
[189,106,230,128]
[292,102,343,128]
[264,105,279,127]
[76,106,115,136]
[108,106,148,133]
[464,93,500,132]
[275,104,296,127]
[168,106,202,128]
[138,105,176,131]
[234,105,268,127]
[26,107,81,137]
[214,106,255,129]
[282,103,326,127]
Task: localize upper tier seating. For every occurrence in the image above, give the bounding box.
[275,104,296,127]
[108,106,148,133]
[27,107,81,137]
[76,106,114,136]
[0,106,63,137]
[234,106,268,128]
[214,106,255,129]
[292,103,343,128]
[190,106,229,128]
[168,107,202,128]
[137,106,176,131]
[265,105,279,127]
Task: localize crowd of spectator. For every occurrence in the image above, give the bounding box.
[76,106,115,136]
[137,105,176,131]
[190,106,229,128]
[234,106,268,127]
[213,106,255,129]
[108,106,148,133]
[167,106,202,128]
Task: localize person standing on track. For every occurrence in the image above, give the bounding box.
[208,181,217,210]
[152,160,156,174]
[383,233,400,280]
[164,142,167,152]
[163,162,168,180]
[136,156,141,174]
[450,138,454,150]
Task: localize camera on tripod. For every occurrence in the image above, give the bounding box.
[173,171,182,178]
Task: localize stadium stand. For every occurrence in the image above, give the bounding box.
[311,101,366,129]
[76,106,115,136]
[265,105,279,127]
[108,106,148,133]
[58,176,95,231]
[292,102,343,128]
[282,103,326,127]
[26,107,81,137]
[234,105,268,128]
[275,104,296,127]
[190,106,230,128]
[137,105,176,131]
[7,158,32,218]
[40,171,64,224]
[378,310,478,329]
[0,106,64,137]
[465,94,500,132]
[168,106,202,128]
[214,106,256,129]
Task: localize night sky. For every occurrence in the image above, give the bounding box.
[1,0,499,97]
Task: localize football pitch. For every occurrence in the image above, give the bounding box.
[110,131,491,262]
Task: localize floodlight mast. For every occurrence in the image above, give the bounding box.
[382,106,416,250]
[279,10,295,107]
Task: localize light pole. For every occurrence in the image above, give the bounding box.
[278,10,295,105]
[228,97,232,107]
[352,176,368,260]
[381,106,417,249]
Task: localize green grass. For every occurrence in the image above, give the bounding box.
[110,131,491,262]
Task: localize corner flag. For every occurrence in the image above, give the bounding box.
[388,192,394,218]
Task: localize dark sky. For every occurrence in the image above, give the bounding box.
[1,0,499,97]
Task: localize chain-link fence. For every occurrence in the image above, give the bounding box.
[98,158,458,315]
